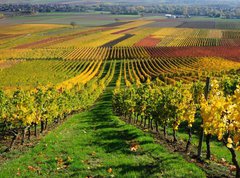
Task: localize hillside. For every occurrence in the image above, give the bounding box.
[0,0,239,5]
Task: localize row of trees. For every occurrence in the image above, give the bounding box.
[0,84,95,151]
[0,60,115,151]
[113,77,240,177]
[0,4,88,14]
[1,3,240,19]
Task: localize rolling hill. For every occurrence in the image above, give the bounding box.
[0,0,239,5]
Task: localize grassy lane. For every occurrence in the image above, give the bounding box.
[0,78,206,177]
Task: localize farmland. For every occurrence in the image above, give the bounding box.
[0,13,240,178]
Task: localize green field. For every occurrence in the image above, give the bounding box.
[0,13,141,26]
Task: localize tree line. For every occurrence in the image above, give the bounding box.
[0,3,240,19]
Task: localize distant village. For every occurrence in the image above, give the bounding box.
[165,14,191,19]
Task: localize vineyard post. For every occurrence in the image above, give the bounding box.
[28,126,31,140]
[45,118,48,130]
[40,120,44,133]
[197,77,210,160]
[205,77,211,160]
[7,130,18,151]
[206,134,211,159]
[21,127,26,145]
[186,127,192,152]
[34,123,37,136]
[155,119,159,133]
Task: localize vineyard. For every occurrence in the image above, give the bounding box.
[0,16,240,178]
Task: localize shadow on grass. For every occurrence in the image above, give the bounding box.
[71,161,162,177]
[70,67,166,176]
[88,92,146,153]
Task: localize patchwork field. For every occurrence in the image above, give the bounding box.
[0,14,240,178]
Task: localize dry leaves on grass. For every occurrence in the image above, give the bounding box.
[16,168,21,176]
[219,158,229,166]
[56,157,71,170]
[28,166,38,171]
[229,165,236,172]
[107,168,113,173]
[26,165,41,175]
[126,140,140,152]
[130,142,140,152]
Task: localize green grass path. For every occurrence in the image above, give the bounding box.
[0,85,206,177]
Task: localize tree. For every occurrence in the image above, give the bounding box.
[114,18,120,22]
[70,22,77,29]
[183,6,189,16]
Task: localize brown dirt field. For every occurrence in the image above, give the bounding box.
[145,46,240,58]
[134,35,161,47]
